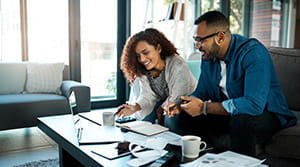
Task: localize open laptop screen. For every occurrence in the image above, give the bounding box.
[69,91,76,115]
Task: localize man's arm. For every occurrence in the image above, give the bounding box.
[223,47,271,116]
[180,96,230,117]
[206,102,230,116]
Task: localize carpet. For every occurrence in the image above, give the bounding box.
[0,127,57,153]
[13,158,59,167]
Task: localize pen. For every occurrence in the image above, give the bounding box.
[77,127,83,140]
[203,147,214,152]
[74,118,80,124]
[114,103,128,116]
[169,99,185,111]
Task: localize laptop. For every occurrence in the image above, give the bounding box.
[78,125,124,145]
[68,91,124,144]
[69,91,77,115]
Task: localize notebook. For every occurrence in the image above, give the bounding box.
[116,121,169,136]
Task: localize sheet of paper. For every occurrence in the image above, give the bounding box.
[219,151,265,167]
[181,151,265,167]
[123,131,182,147]
[154,131,182,146]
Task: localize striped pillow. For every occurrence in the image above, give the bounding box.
[25,63,64,94]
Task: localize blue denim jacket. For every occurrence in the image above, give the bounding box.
[191,34,297,128]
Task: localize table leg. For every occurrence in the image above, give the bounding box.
[59,146,84,167]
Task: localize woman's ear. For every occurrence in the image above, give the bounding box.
[156,44,162,53]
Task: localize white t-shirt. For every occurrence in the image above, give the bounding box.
[219,60,229,98]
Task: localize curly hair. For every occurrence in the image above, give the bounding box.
[121,28,178,84]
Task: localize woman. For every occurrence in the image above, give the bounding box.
[116,28,197,132]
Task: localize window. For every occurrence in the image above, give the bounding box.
[131,0,195,60]
[27,0,68,63]
[250,0,287,47]
[80,0,118,100]
[0,0,69,63]
[200,0,220,13]
[230,0,243,34]
[0,0,21,62]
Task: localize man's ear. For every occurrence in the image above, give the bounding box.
[216,32,226,45]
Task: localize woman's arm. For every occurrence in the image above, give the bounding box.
[162,56,197,109]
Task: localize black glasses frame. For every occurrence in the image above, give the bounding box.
[193,31,226,43]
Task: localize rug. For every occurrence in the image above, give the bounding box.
[13,158,59,167]
[0,127,57,153]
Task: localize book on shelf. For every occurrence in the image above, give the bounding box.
[116,120,169,136]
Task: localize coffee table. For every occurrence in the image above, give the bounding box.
[38,114,138,166]
[37,112,186,167]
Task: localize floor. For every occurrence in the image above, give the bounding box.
[0,127,59,167]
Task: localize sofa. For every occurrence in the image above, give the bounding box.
[0,62,91,131]
[257,47,300,166]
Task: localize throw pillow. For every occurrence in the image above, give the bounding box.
[25,62,64,94]
[0,63,27,94]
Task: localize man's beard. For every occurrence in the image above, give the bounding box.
[201,40,221,61]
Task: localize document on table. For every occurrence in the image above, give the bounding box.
[181,151,266,167]
[123,131,182,147]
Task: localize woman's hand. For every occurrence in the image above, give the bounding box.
[165,97,187,117]
[165,102,180,117]
[115,103,141,119]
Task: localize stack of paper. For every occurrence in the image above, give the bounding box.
[181,151,267,167]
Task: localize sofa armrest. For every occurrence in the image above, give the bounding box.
[61,80,91,114]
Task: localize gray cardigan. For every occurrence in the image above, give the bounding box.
[129,55,197,119]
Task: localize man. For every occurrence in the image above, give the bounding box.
[166,11,297,156]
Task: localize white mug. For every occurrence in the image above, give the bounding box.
[102,112,115,126]
[181,135,207,158]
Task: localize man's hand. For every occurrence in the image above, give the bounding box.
[180,96,204,117]
[166,102,180,117]
[115,103,141,119]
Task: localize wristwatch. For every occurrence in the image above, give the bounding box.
[202,101,208,115]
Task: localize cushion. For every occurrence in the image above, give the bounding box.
[265,123,300,159]
[187,60,201,80]
[25,62,64,94]
[268,47,300,111]
[0,63,27,94]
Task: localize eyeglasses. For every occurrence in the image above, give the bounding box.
[193,31,226,44]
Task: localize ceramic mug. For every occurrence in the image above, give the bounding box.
[102,112,115,126]
[181,135,207,158]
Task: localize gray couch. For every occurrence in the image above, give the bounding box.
[258,47,300,166]
[0,63,91,131]
[196,47,300,166]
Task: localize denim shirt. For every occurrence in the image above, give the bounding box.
[191,34,297,128]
